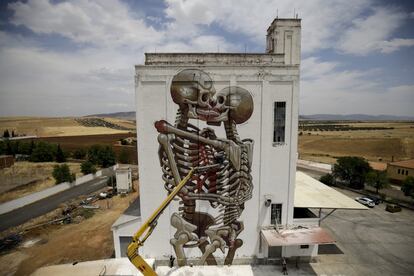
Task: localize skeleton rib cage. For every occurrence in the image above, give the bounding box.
[158,110,253,228]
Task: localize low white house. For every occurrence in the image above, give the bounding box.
[115,166,132,194]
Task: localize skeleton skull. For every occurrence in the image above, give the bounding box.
[171,69,253,124]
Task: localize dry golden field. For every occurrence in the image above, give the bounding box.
[298,121,414,164]
[0,188,138,276]
[0,117,135,137]
[0,162,82,199]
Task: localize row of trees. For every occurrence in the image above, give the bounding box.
[0,140,67,163]
[2,129,17,138]
[52,145,118,184]
[320,156,414,200]
[0,139,130,165]
[320,156,389,193]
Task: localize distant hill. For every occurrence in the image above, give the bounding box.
[87,112,413,121]
[300,114,414,121]
[85,111,136,120]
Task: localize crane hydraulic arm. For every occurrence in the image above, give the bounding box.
[127,167,196,276]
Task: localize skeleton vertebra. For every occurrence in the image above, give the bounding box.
[155,69,254,265]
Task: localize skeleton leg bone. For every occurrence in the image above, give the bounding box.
[170,213,198,266]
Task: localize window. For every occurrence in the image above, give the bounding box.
[271,203,282,225]
[273,102,286,145]
[398,169,401,174]
[300,245,309,249]
[406,170,409,176]
[119,236,133,257]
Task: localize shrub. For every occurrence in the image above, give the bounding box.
[120,139,128,145]
[87,145,116,168]
[52,164,75,184]
[30,142,56,162]
[118,148,130,164]
[320,173,335,186]
[55,144,66,163]
[81,160,97,175]
[72,148,87,159]
[401,176,414,197]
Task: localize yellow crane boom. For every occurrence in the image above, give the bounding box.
[127,168,196,276]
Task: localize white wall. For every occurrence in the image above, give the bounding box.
[113,217,142,258]
[116,170,131,192]
[135,65,299,261]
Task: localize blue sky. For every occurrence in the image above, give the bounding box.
[0,0,413,116]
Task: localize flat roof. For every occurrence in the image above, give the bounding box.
[261,227,335,246]
[295,171,368,210]
[143,53,287,66]
[369,161,387,171]
[111,197,141,229]
[388,159,414,169]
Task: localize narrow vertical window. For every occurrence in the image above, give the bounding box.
[398,169,401,174]
[273,101,286,145]
[271,203,282,225]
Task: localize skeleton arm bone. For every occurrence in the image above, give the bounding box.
[155,120,241,170]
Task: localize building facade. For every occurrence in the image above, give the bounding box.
[387,159,414,184]
[129,18,302,264]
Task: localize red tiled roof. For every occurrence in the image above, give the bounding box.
[388,159,414,169]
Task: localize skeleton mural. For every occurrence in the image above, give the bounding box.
[154,69,254,265]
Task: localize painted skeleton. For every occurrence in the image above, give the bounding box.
[154,69,254,265]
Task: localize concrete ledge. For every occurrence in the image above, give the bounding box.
[32,258,155,276]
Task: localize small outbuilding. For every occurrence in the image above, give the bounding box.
[115,165,132,194]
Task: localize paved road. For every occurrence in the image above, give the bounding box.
[0,176,109,232]
[297,166,326,179]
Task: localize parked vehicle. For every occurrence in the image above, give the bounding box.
[80,196,96,205]
[365,195,382,205]
[386,204,402,213]
[355,197,375,208]
[0,234,22,252]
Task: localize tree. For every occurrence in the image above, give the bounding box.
[29,140,35,155]
[0,141,5,155]
[401,176,414,197]
[118,148,130,164]
[320,173,335,186]
[52,164,75,184]
[55,144,66,163]
[81,160,97,175]
[366,170,389,194]
[30,142,56,162]
[120,139,128,145]
[3,129,10,138]
[87,145,103,165]
[87,145,116,168]
[73,148,87,159]
[333,156,372,189]
[100,146,116,168]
